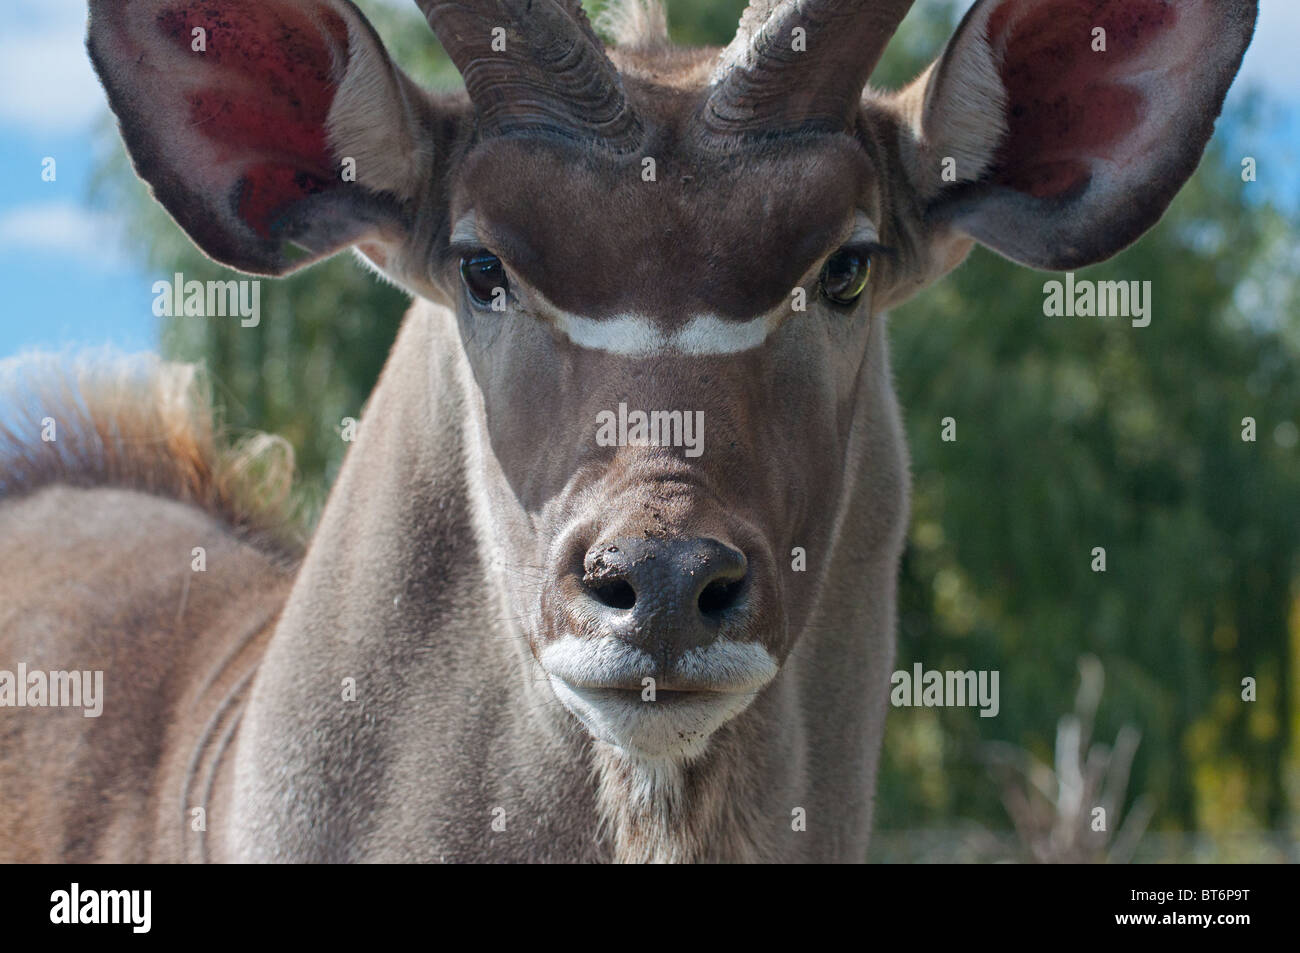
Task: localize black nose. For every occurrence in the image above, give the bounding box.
[581,536,749,663]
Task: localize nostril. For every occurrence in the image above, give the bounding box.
[580,535,749,627]
[591,579,636,610]
[698,575,745,617]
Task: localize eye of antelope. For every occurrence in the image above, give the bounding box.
[460,250,508,307]
[819,247,871,306]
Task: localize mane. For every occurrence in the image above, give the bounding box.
[0,351,303,556]
[597,0,671,49]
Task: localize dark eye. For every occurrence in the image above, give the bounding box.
[819,247,871,305]
[459,250,507,307]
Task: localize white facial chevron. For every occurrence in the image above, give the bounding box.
[551,308,786,357]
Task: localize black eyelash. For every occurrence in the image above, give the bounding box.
[447,240,488,257]
[443,240,493,271]
[848,241,894,262]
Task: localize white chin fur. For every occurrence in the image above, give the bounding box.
[549,678,757,760]
[541,636,777,759]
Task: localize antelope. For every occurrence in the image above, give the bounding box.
[0,0,1256,862]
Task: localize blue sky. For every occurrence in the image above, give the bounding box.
[0,0,1296,361]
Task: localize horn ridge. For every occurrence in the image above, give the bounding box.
[703,0,916,135]
[417,0,642,148]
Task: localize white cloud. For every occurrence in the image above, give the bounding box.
[1237,2,1300,100]
[0,0,104,134]
[0,201,129,270]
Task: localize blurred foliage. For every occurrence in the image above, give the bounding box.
[96,0,1299,856]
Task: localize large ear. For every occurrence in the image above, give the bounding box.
[88,0,450,275]
[897,0,1258,269]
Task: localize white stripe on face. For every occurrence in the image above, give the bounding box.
[550,309,785,357]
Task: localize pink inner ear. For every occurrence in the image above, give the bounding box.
[156,1,349,237]
[237,164,333,237]
[988,0,1177,198]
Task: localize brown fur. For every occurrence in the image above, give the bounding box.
[0,355,299,861]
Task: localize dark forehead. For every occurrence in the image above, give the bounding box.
[454,128,872,322]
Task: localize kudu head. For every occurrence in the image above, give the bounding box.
[89,0,1256,763]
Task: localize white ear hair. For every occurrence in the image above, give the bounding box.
[326,18,426,200]
[898,2,1008,201]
